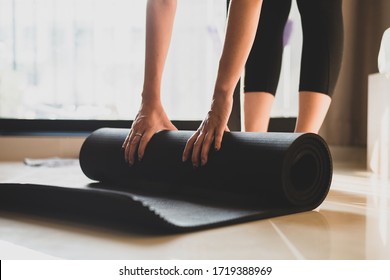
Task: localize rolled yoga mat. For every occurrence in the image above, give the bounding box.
[0,128,332,232]
[78,128,332,231]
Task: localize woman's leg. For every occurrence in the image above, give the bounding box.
[295,91,331,133]
[295,0,344,133]
[244,0,292,132]
[244,92,275,132]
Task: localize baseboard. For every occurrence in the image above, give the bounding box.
[329,145,366,166]
[0,134,366,167]
[0,136,85,161]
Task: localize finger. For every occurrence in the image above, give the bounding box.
[128,134,142,165]
[191,132,205,168]
[122,134,130,149]
[137,131,155,161]
[182,131,199,162]
[124,135,133,164]
[200,132,214,166]
[214,128,225,151]
[124,126,136,163]
[124,131,135,163]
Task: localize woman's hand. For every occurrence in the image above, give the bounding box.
[122,0,178,165]
[182,94,232,167]
[123,100,177,165]
[182,0,262,167]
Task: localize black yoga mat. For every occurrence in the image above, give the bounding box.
[0,128,332,232]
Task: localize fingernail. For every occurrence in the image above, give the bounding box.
[201,158,206,166]
[215,146,219,151]
[193,163,198,169]
[138,155,143,161]
[182,156,186,162]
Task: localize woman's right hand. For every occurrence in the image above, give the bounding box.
[122,100,177,165]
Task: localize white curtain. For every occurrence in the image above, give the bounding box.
[0,0,226,120]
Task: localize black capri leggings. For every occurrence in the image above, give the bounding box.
[244,0,344,97]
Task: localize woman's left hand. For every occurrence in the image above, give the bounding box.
[182,94,233,167]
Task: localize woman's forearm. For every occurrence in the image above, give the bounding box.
[143,0,177,103]
[182,0,264,166]
[214,0,263,98]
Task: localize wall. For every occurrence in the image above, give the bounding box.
[320,0,390,146]
[0,136,84,161]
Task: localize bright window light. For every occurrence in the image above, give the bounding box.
[0,0,226,120]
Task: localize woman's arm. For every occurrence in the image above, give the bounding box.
[183,0,263,167]
[123,0,177,165]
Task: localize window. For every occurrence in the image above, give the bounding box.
[0,0,301,125]
[0,0,226,120]
[270,1,302,118]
